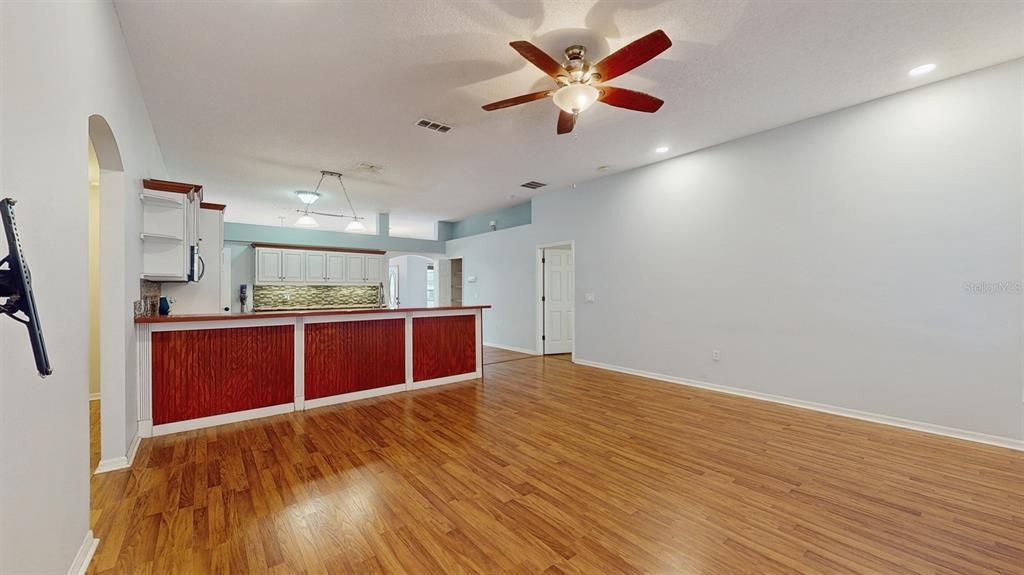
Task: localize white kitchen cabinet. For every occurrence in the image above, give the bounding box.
[254,246,387,286]
[346,254,365,284]
[281,250,305,282]
[306,251,327,282]
[256,248,284,283]
[325,253,347,284]
[141,180,202,281]
[365,255,383,284]
[161,206,228,313]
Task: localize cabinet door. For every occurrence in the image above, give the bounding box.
[282,250,305,282]
[256,249,283,283]
[364,255,383,284]
[305,251,327,283]
[325,253,347,284]
[346,255,365,283]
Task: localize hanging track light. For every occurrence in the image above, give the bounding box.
[293,170,367,230]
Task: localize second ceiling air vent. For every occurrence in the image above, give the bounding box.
[415,118,453,133]
[520,181,547,190]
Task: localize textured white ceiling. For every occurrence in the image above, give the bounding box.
[114,0,1024,239]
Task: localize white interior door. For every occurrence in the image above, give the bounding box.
[543,247,573,354]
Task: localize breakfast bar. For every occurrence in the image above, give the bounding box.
[135,305,489,436]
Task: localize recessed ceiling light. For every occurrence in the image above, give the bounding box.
[655,146,669,153]
[908,63,936,77]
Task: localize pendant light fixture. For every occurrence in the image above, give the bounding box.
[293,170,367,231]
[295,212,319,227]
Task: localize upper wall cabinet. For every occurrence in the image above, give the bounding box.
[364,255,384,283]
[252,244,387,286]
[141,179,202,282]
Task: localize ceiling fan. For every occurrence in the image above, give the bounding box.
[482,30,672,134]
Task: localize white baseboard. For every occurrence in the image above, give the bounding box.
[573,358,1024,452]
[151,403,295,436]
[94,432,143,474]
[94,455,128,474]
[125,432,141,466]
[66,530,98,575]
[304,384,407,410]
[483,342,539,355]
[88,392,100,402]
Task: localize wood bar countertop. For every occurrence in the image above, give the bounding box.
[135,305,491,324]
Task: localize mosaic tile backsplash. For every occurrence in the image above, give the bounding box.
[253,284,381,311]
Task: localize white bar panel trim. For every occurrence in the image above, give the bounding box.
[411,371,482,390]
[410,309,478,318]
[304,384,409,410]
[148,316,296,332]
[151,403,295,436]
[294,318,305,411]
[304,312,408,324]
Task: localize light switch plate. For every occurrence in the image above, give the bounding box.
[467,275,477,283]
[584,292,595,303]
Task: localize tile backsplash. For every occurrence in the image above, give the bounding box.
[253,284,381,311]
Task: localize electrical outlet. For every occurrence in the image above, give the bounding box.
[712,349,720,362]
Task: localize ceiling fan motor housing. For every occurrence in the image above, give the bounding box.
[562,45,593,84]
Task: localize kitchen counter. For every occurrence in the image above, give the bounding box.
[136,305,489,436]
[135,305,490,323]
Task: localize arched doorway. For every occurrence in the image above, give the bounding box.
[88,115,131,473]
[387,254,439,308]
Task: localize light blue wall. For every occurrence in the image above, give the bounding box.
[446,61,1024,441]
[224,222,445,253]
[446,201,531,240]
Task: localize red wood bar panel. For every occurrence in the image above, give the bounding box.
[151,325,294,424]
[304,319,405,399]
[413,315,476,382]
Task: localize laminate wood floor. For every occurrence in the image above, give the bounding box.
[482,346,535,365]
[88,356,1024,574]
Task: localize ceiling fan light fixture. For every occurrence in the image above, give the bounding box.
[295,190,321,205]
[345,219,366,233]
[295,213,319,227]
[552,83,600,114]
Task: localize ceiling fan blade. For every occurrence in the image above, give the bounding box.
[556,110,576,135]
[598,86,664,113]
[481,90,551,111]
[593,30,672,82]
[510,40,566,78]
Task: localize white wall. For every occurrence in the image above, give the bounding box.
[0,2,167,572]
[448,60,1024,442]
[388,255,433,308]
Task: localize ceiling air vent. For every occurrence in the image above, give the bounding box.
[520,181,547,190]
[415,118,453,134]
